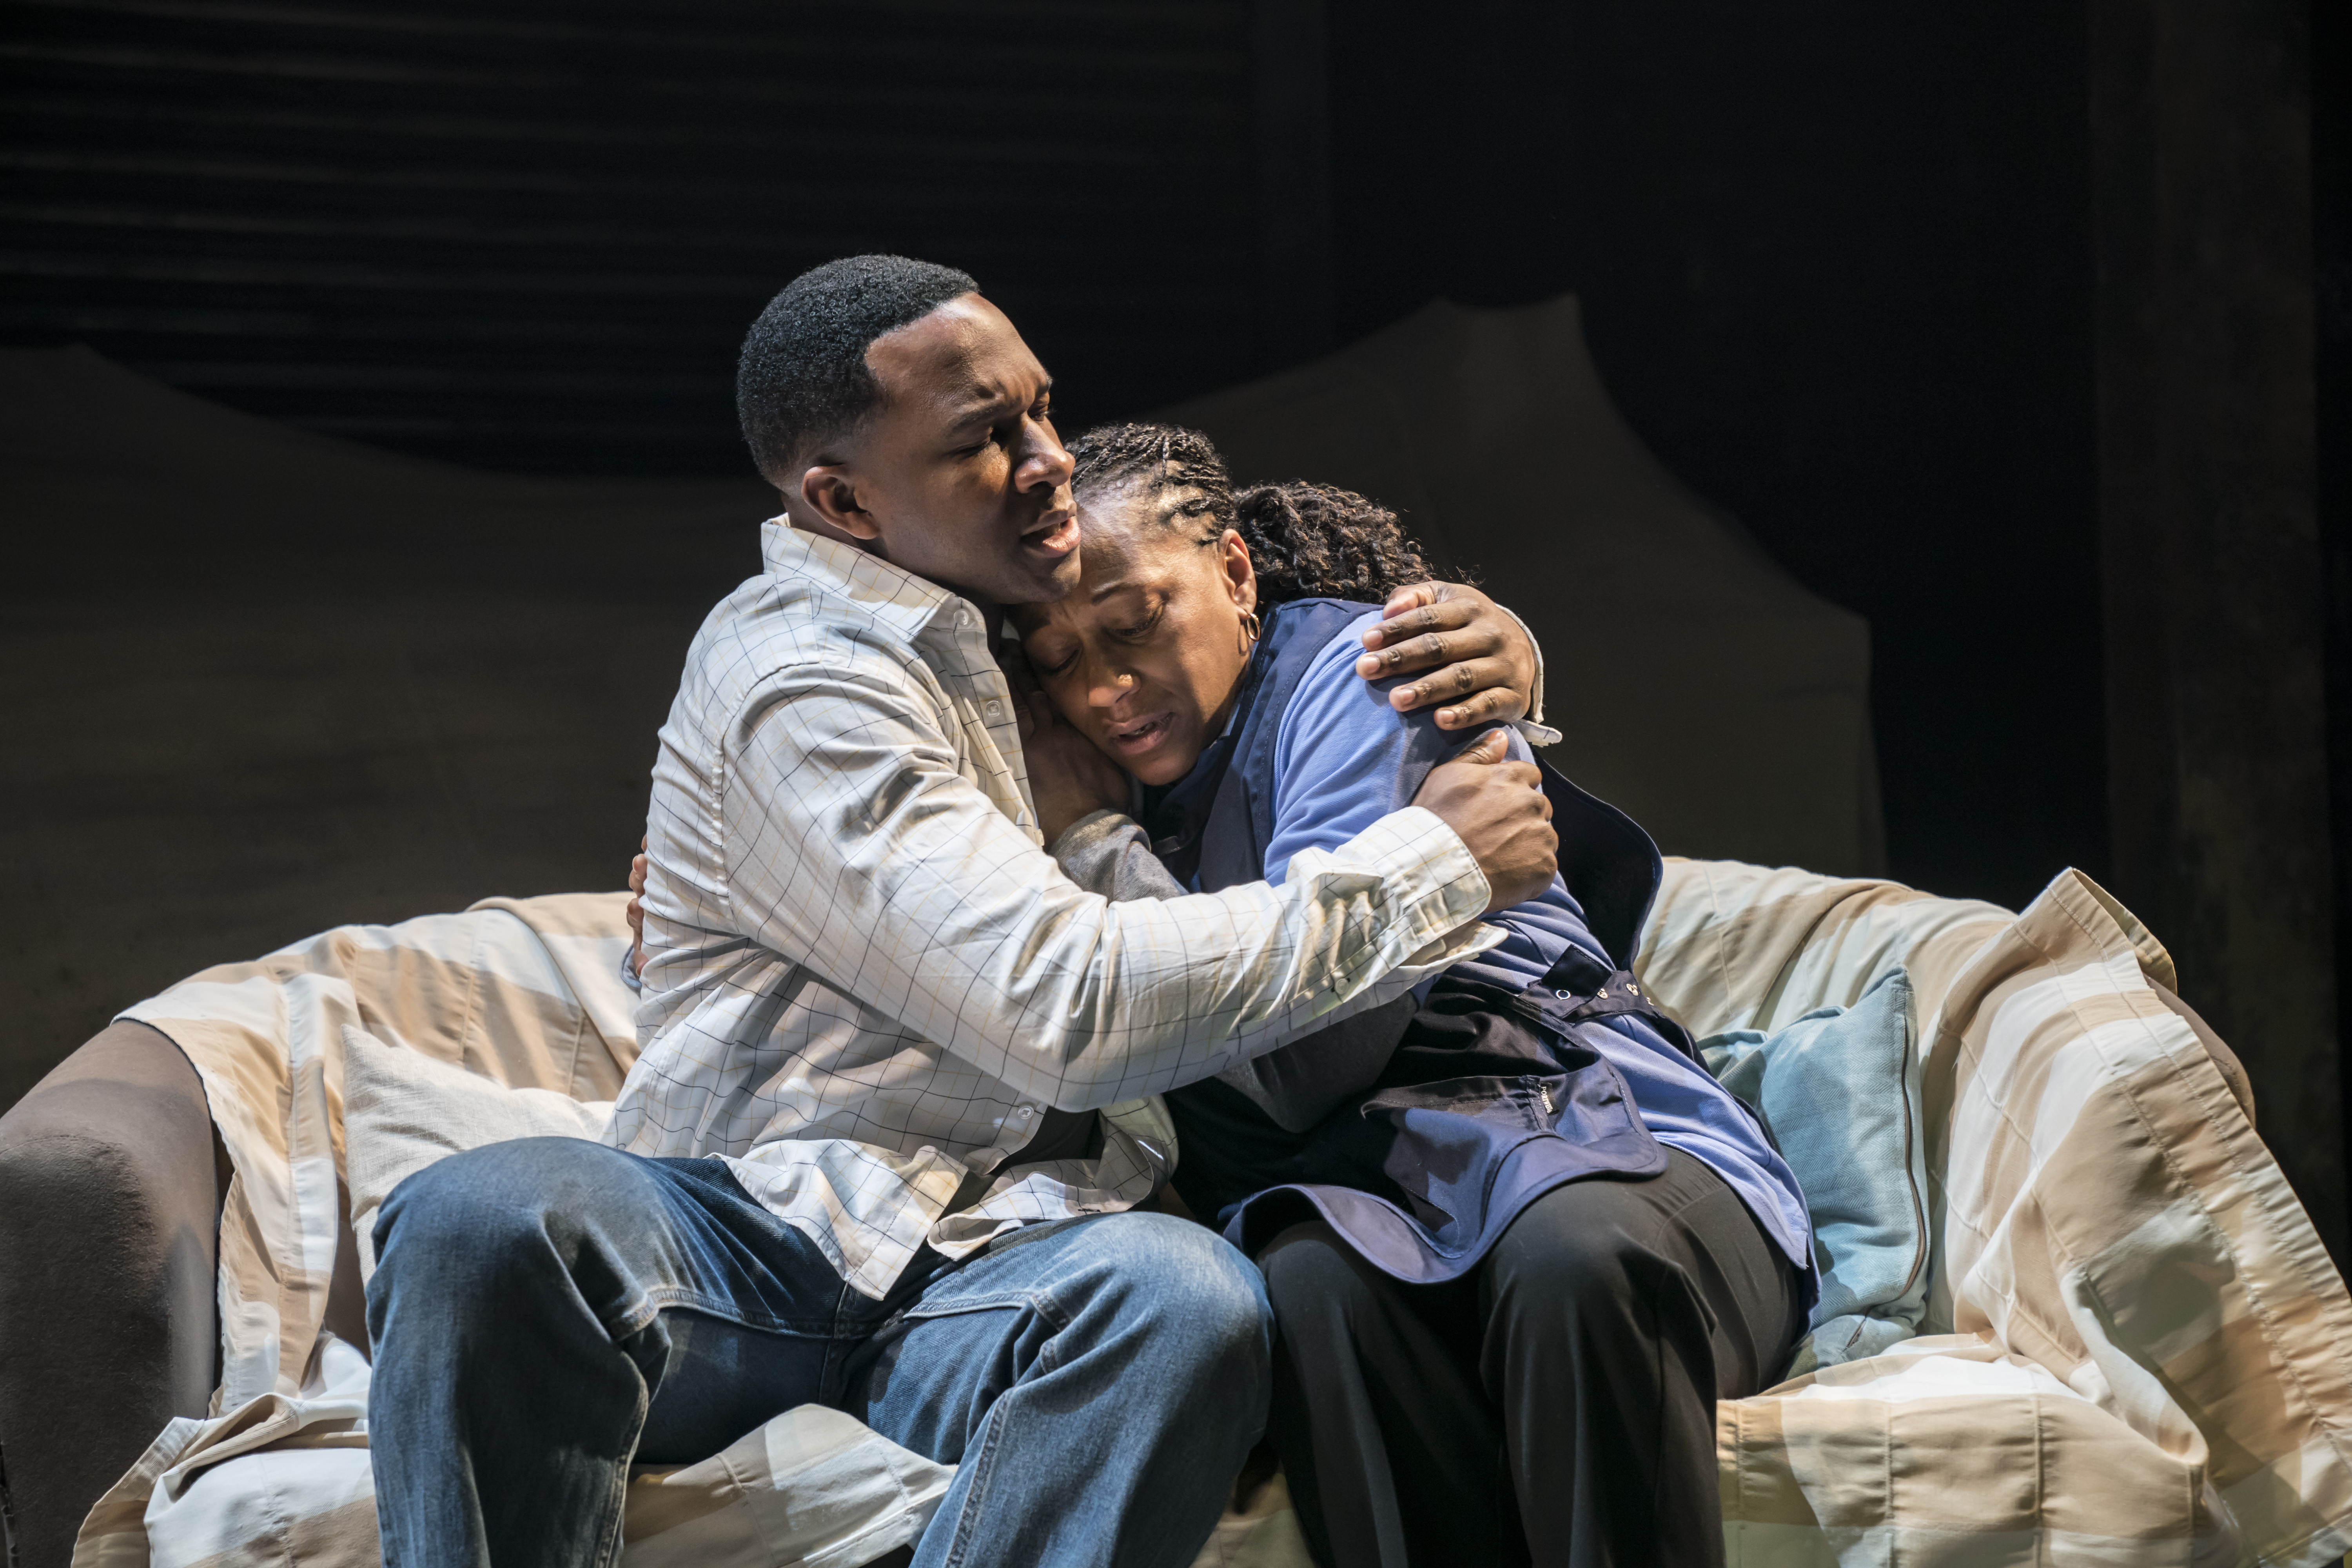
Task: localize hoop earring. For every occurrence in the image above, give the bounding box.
[1238,608,1262,652]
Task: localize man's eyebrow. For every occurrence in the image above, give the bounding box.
[946,378,1052,429]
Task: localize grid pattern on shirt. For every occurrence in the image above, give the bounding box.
[610,522,1498,1298]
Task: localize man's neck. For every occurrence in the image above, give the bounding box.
[784,514,1007,644]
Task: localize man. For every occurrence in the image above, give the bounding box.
[366,255,1558,1568]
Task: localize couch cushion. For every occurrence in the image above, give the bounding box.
[341,1024,612,1280]
[1699,967,1927,1372]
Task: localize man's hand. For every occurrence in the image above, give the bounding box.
[627,835,647,978]
[1412,731,1557,913]
[1016,685,1129,846]
[1354,582,1539,731]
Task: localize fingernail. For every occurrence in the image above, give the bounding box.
[1356,654,1381,675]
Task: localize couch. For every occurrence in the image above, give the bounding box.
[4,862,2349,1568]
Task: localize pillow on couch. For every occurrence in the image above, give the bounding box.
[342,1024,613,1280]
[1697,967,1927,1374]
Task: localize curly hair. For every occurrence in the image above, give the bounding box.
[1066,421,1439,606]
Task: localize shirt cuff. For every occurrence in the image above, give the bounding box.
[1498,603,1553,739]
[1338,804,1493,947]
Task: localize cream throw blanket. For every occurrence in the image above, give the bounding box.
[69,865,2352,1567]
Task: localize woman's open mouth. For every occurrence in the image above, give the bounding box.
[1106,712,1173,756]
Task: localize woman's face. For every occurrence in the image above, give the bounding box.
[1011,481,1258,786]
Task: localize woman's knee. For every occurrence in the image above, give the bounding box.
[1487,1184,1657,1313]
[1258,1221,1372,1311]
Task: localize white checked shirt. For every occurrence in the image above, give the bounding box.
[614,522,1500,1298]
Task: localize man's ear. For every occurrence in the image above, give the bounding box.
[799,466,880,541]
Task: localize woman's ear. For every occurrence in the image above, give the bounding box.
[799,466,882,542]
[1220,529,1256,612]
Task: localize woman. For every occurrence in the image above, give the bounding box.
[1011,423,1813,1568]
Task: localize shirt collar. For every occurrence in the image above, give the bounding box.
[758,517,985,643]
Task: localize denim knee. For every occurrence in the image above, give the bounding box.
[1087,1211,1272,1380]
[367,1138,618,1334]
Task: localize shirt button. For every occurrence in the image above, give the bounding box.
[985,699,1003,717]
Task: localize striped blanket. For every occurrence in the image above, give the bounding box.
[71,863,2352,1567]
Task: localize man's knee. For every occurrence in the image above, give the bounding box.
[369,1137,621,1313]
[1074,1211,1272,1377]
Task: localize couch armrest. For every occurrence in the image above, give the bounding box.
[0,1020,227,1568]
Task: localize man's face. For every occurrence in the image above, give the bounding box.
[809,294,1080,611]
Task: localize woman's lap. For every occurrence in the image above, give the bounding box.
[1257,1150,1803,1568]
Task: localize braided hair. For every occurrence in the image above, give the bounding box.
[1066,421,1443,606]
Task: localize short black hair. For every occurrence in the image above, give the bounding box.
[736,254,979,483]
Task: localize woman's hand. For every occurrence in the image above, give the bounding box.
[1354,582,1541,731]
[1015,679,1130,846]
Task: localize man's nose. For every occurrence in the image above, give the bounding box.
[1015,420,1074,491]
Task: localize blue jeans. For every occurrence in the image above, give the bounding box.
[365,1138,1272,1568]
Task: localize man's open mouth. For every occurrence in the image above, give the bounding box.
[1020,509,1079,557]
[1106,713,1173,755]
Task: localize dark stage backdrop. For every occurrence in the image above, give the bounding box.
[24,0,2322,1153]
[2,0,2110,919]
[1323,1,2108,915]
[0,0,1267,474]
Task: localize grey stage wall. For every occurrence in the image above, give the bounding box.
[0,327,1880,1117]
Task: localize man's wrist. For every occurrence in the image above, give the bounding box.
[1350,806,1492,941]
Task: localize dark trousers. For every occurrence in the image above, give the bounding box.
[1259,1150,1804,1568]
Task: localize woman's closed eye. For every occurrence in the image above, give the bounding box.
[1027,640,1080,679]
[1107,603,1165,642]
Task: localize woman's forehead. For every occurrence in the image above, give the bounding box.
[1075,497,1194,574]
[1077,474,1210,527]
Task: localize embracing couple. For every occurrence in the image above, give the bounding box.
[365,258,1811,1568]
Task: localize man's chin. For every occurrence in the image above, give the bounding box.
[1002,550,1083,607]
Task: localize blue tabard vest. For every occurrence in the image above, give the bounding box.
[1146,599,1700,1284]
